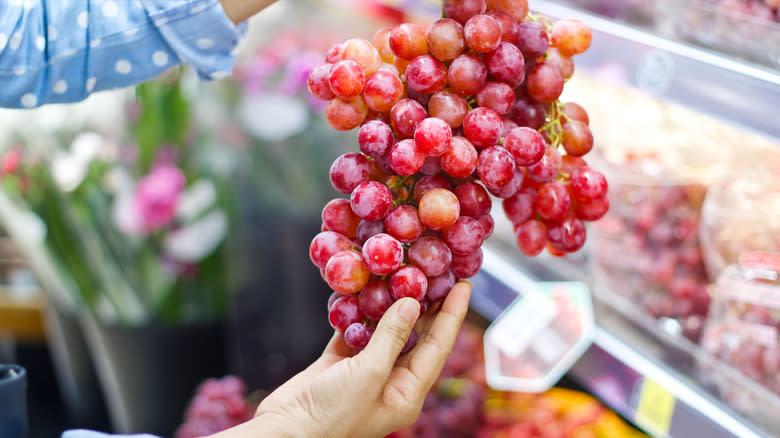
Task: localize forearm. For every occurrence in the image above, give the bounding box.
[219,0,279,23]
[210,412,317,438]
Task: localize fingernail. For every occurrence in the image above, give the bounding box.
[399,299,420,323]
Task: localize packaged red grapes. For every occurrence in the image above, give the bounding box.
[699,253,780,425]
[484,281,594,393]
[307,0,608,350]
[588,151,711,341]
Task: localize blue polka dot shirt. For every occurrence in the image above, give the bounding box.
[0,0,248,109]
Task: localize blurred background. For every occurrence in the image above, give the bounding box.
[0,0,778,437]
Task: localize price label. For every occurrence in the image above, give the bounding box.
[635,378,676,437]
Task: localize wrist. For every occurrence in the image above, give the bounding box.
[219,0,278,23]
[250,410,322,438]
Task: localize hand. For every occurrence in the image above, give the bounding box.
[213,280,473,438]
[219,0,278,23]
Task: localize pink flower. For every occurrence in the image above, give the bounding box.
[134,165,186,232]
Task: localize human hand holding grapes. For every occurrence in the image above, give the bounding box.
[211,281,472,438]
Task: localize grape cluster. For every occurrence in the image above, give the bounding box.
[308,0,608,350]
[174,376,251,438]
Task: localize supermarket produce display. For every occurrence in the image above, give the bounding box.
[306,0,614,353]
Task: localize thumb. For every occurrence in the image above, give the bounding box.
[359,297,420,375]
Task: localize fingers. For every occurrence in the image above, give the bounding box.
[358,297,421,377]
[322,331,354,361]
[405,281,472,389]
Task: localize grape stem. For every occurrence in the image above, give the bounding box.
[539,100,566,149]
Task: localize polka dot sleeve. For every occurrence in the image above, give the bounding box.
[0,0,247,109]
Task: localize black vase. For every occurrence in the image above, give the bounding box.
[80,316,227,436]
[0,364,27,438]
[43,303,109,429]
[227,209,332,392]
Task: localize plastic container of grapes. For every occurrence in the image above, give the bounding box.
[484,281,594,393]
[699,174,780,282]
[655,0,780,69]
[698,253,780,428]
[588,151,713,341]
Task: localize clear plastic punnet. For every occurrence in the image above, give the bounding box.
[484,281,595,393]
[699,252,780,421]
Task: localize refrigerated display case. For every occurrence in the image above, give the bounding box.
[474,2,780,437]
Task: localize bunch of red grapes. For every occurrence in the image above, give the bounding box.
[308,0,608,352]
[175,376,251,438]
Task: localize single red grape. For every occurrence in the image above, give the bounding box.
[406,55,448,94]
[389,139,426,176]
[427,19,466,61]
[454,181,491,218]
[426,269,456,302]
[419,155,441,175]
[515,21,549,60]
[389,23,429,60]
[443,216,485,255]
[476,82,515,115]
[325,250,370,295]
[329,152,371,194]
[561,102,589,125]
[526,61,564,103]
[447,53,488,96]
[326,43,343,64]
[328,294,364,331]
[384,205,425,243]
[551,19,592,56]
[514,220,547,256]
[409,236,453,277]
[450,248,483,279]
[390,98,428,139]
[484,42,525,85]
[503,127,546,166]
[363,70,405,113]
[477,145,515,188]
[575,195,610,221]
[503,187,537,225]
[463,107,503,148]
[443,0,487,25]
[561,121,593,157]
[547,215,587,253]
[390,266,428,301]
[322,198,362,239]
[307,63,336,101]
[486,0,529,21]
[429,91,469,129]
[570,167,607,201]
[350,181,393,221]
[372,27,396,63]
[328,60,366,100]
[414,117,453,156]
[340,38,382,76]
[440,136,478,179]
[359,277,394,321]
[356,220,384,245]
[510,96,546,129]
[486,168,523,199]
[310,231,353,269]
[419,188,461,230]
[547,48,574,80]
[326,97,368,131]
[362,233,404,275]
[344,322,375,351]
[358,121,394,158]
[535,181,571,221]
[464,15,502,53]
[478,213,495,238]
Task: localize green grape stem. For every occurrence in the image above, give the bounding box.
[539,101,566,149]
